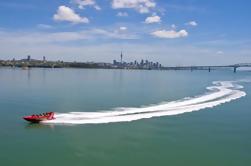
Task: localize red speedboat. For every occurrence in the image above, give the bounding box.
[23,112,55,123]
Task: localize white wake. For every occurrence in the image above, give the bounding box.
[44,81,246,125]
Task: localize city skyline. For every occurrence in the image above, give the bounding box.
[0,0,251,65]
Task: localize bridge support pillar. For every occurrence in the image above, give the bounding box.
[208,67,211,72]
[234,67,237,73]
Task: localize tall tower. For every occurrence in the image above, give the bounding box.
[120,51,123,64]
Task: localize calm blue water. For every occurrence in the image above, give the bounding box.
[0,68,250,166]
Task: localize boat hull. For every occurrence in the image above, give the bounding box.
[23,117,45,123]
[23,112,55,123]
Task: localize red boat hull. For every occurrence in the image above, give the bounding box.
[23,112,55,123]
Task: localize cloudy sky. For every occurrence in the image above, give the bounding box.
[0,0,250,65]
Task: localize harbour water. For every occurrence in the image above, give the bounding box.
[0,68,251,166]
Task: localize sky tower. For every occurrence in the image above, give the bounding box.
[120,51,123,64]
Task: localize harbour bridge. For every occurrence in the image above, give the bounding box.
[231,63,251,72]
[163,63,251,73]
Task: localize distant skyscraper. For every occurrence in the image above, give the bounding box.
[43,56,46,62]
[27,55,31,61]
[120,51,123,63]
[140,59,144,66]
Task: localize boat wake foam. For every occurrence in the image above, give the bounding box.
[44,81,246,125]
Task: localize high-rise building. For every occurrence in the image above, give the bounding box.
[140,59,144,66]
[27,55,31,61]
[146,60,149,65]
[43,56,46,62]
[120,51,123,64]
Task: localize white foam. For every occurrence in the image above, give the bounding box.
[44,81,246,125]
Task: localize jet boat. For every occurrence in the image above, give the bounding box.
[23,112,55,123]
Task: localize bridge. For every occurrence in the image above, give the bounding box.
[163,63,251,73]
[230,63,251,72]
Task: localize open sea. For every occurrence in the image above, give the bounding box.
[0,67,251,166]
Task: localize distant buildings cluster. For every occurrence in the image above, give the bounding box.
[0,55,65,69]
[113,59,162,69]
[112,52,162,69]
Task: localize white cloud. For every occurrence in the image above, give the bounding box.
[37,24,54,29]
[53,5,89,24]
[186,21,198,26]
[216,51,224,55]
[119,26,127,30]
[94,5,101,10]
[117,12,128,17]
[0,31,89,43]
[72,0,101,10]
[171,24,176,29]
[0,28,138,46]
[112,0,156,13]
[145,15,161,24]
[151,29,188,39]
[91,28,137,39]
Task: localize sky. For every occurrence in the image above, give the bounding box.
[0,0,250,66]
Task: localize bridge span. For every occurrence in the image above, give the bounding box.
[163,63,251,73]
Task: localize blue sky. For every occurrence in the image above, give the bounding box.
[0,0,250,65]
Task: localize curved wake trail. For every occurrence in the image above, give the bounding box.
[44,81,246,125]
